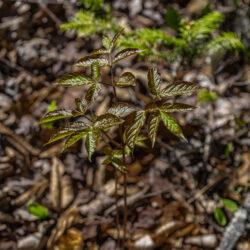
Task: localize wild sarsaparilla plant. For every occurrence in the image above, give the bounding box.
[40,29,200,248]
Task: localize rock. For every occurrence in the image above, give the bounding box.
[134,234,154,248]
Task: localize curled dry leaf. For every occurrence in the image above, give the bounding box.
[50,157,74,211]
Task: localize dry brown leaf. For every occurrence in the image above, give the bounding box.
[50,157,74,211]
[47,206,84,249]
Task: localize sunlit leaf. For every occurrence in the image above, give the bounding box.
[221,198,238,212]
[102,35,112,50]
[160,111,186,141]
[85,130,97,161]
[148,112,160,147]
[57,73,93,87]
[94,113,124,129]
[110,28,124,51]
[115,72,136,87]
[64,131,88,150]
[75,98,88,113]
[91,63,100,81]
[145,102,158,113]
[160,81,200,97]
[148,68,161,97]
[214,207,227,226]
[160,103,196,112]
[40,110,74,124]
[125,111,146,149]
[107,102,134,117]
[198,90,217,102]
[85,83,101,103]
[75,54,109,67]
[113,48,141,64]
[90,48,109,55]
[28,200,49,219]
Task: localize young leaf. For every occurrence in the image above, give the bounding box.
[75,98,88,113]
[125,111,146,149]
[110,28,124,51]
[112,48,141,64]
[57,73,93,87]
[148,112,160,147]
[85,130,97,161]
[160,103,196,112]
[115,72,136,87]
[91,63,100,81]
[148,68,161,97]
[221,198,238,212]
[110,157,127,173]
[160,81,200,97]
[145,102,159,113]
[102,35,112,50]
[28,200,49,219]
[40,110,74,124]
[214,207,227,226]
[90,48,109,55]
[160,111,186,141]
[64,131,88,150]
[94,113,124,129]
[225,142,233,158]
[107,102,134,117]
[75,54,109,67]
[198,90,217,102]
[85,83,101,103]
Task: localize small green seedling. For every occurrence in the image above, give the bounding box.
[28,200,49,219]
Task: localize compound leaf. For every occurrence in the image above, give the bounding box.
[57,73,93,87]
[85,83,101,104]
[40,110,74,124]
[160,81,200,97]
[125,111,146,149]
[94,113,124,129]
[107,102,134,117]
[64,131,88,150]
[160,111,186,141]
[110,28,124,51]
[160,103,196,112]
[85,130,97,161]
[148,112,160,147]
[75,54,109,67]
[113,48,141,64]
[148,68,161,97]
[115,72,136,87]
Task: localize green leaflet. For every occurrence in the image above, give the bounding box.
[64,131,88,150]
[91,63,100,81]
[102,35,112,50]
[148,68,161,97]
[85,83,101,103]
[160,81,201,97]
[40,110,74,124]
[160,103,196,112]
[28,200,49,219]
[160,111,186,141]
[198,90,217,102]
[112,48,141,64]
[110,28,124,52]
[94,113,124,129]
[115,72,136,87]
[125,111,146,149]
[57,72,94,87]
[221,198,238,212]
[107,102,134,117]
[214,207,227,226]
[148,112,160,147]
[75,54,109,67]
[85,130,97,161]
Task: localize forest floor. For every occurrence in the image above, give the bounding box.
[0,0,249,249]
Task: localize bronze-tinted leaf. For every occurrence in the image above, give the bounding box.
[85,130,97,161]
[64,131,88,150]
[112,48,141,64]
[75,54,109,67]
[57,73,93,87]
[107,102,134,117]
[85,83,101,104]
[145,102,158,113]
[90,48,109,55]
[75,98,88,113]
[91,63,100,81]
[94,113,124,129]
[110,157,127,173]
[115,72,136,87]
[125,111,146,149]
[40,110,74,124]
[160,81,200,97]
[160,103,196,112]
[148,112,160,147]
[110,28,124,51]
[148,68,161,97]
[102,35,112,50]
[160,111,186,141]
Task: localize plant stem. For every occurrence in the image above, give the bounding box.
[122,143,127,249]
